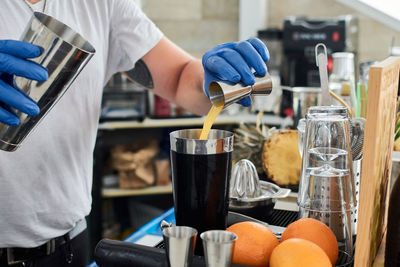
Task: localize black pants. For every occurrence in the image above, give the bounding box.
[0,229,88,267]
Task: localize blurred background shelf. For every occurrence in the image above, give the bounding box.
[98,114,291,130]
[102,185,172,198]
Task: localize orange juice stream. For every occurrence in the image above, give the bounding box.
[199,101,224,140]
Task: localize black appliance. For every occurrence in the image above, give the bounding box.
[281,15,358,87]
[279,15,358,118]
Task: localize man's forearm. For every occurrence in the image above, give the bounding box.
[174,58,211,116]
[142,37,211,116]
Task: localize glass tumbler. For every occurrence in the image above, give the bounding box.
[297,118,306,157]
[298,106,356,265]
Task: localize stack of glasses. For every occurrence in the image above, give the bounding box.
[298,106,356,266]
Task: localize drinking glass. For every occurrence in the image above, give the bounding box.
[170,129,234,255]
[297,118,306,157]
[298,106,356,265]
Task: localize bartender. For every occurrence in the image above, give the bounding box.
[0,0,269,266]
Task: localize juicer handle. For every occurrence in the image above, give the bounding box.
[272,188,291,199]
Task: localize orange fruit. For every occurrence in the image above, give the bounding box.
[280,218,338,265]
[226,221,279,267]
[270,238,332,267]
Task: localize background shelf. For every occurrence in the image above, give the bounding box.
[102,185,172,198]
[98,114,291,130]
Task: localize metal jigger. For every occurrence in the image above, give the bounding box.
[208,76,273,108]
[200,230,237,267]
[162,226,197,267]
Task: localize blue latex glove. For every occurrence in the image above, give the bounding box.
[0,40,48,126]
[202,38,269,107]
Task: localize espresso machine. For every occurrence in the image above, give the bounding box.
[279,15,359,118]
[281,15,358,87]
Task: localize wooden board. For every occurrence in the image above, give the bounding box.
[354,57,400,267]
[372,233,386,267]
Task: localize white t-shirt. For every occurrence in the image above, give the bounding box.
[0,0,162,247]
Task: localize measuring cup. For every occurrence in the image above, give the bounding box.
[208,76,273,108]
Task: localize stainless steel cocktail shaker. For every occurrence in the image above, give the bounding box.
[0,12,95,151]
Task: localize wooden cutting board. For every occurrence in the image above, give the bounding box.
[354,57,400,267]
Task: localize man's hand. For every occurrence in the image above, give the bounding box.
[0,40,48,125]
[202,38,269,107]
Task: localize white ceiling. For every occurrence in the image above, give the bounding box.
[336,0,400,32]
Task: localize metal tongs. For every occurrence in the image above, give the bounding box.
[315,43,331,106]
